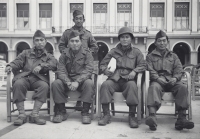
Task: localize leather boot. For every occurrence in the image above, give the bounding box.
[53,103,68,123]
[75,100,83,111]
[145,113,157,131]
[128,106,138,128]
[81,102,91,124]
[29,115,46,125]
[14,114,27,126]
[98,104,111,126]
[175,110,194,130]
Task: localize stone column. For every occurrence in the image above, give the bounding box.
[109,0,115,33]
[166,0,173,32]
[191,0,198,32]
[190,51,198,65]
[53,0,60,32]
[134,0,140,30]
[61,0,68,32]
[8,0,14,32]
[8,50,16,63]
[30,0,37,32]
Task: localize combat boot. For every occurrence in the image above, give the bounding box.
[75,100,83,111]
[29,115,46,125]
[145,113,157,131]
[175,110,194,130]
[52,103,68,123]
[14,114,27,126]
[128,105,138,128]
[81,102,91,124]
[98,104,111,126]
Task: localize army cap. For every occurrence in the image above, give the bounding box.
[73,10,83,18]
[33,30,45,39]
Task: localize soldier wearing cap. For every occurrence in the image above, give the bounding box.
[5,30,57,126]
[145,30,194,131]
[58,10,98,59]
[98,27,146,128]
[51,30,94,124]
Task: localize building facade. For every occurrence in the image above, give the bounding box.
[0,0,200,66]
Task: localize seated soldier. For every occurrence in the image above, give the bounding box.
[146,30,194,131]
[98,27,146,128]
[52,30,94,124]
[5,30,57,126]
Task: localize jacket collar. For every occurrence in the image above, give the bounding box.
[151,48,172,57]
[115,43,133,55]
[30,47,48,61]
[64,46,86,60]
[72,26,86,34]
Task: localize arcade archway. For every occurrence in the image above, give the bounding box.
[173,42,190,65]
[0,42,8,62]
[148,43,156,54]
[45,42,54,54]
[97,42,109,63]
[16,42,30,56]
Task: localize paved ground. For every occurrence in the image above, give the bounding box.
[0,93,199,139]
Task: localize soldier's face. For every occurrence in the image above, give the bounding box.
[155,36,168,51]
[33,37,47,50]
[120,34,132,47]
[68,36,82,51]
[73,15,85,27]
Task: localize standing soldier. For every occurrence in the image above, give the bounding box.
[58,10,98,108]
[5,30,57,126]
[51,30,95,124]
[98,27,146,128]
[146,30,194,131]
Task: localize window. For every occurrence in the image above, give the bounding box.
[39,4,52,29]
[0,3,7,28]
[17,4,29,29]
[199,2,200,30]
[174,2,189,30]
[70,3,83,27]
[117,3,132,30]
[149,3,164,30]
[93,3,107,33]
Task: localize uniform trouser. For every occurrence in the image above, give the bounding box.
[100,78,138,106]
[12,75,49,103]
[147,81,189,112]
[52,79,95,103]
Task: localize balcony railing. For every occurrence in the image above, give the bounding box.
[51,26,148,34]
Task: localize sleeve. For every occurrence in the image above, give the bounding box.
[146,55,160,81]
[8,50,26,71]
[58,31,68,53]
[88,33,99,53]
[75,51,94,84]
[173,54,184,81]
[39,54,58,73]
[133,50,146,73]
[57,53,71,84]
[99,51,113,74]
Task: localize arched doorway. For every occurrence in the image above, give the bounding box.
[173,42,190,66]
[148,43,156,54]
[16,42,30,56]
[98,42,109,63]
[45,42,54,54]
[0,42,8,62]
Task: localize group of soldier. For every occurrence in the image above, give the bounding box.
[5,10,194,131]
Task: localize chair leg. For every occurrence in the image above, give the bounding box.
[47,100,50,114]
[7,90,11,122]
[111,102,115,116]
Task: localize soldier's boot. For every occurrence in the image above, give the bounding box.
[81,102,91,124]
[14,101,27,126]
[53,103,68,123]
[29,100,46,125]
[98,104,111,126]
[128,105,138,128]
[14,114,27,126]
[75,100,83,111]
[175,110,194,130]
[145,106,157,131]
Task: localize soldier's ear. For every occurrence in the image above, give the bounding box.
[83,18,85,23]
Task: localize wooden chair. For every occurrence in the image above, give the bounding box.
[97,73,144,124]
[191,65,200,100]
[144,71,192,120]
[7,70,54,122]
[49,61,99,121]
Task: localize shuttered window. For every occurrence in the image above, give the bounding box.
[17,3,29,29]
[39,4,52,29]
[0,3,7,28]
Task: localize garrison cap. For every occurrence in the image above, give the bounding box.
[69,30,81,40]
[73,10,83,18]
[33,30,45,39]
[155,30,168,41]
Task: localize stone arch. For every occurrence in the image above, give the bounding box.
[15,42,31,56]
[45,42,55,55]
[171,41,193,51]
[172,42,191,66]
[0,41,8,62]
[147,43,156,54]
[14,40,32,50]
[97,41,109,64]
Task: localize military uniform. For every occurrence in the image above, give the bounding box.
[52,46,94,104]
[100,43,146,106]
[146,48,188,111]
[8,48,57,103]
